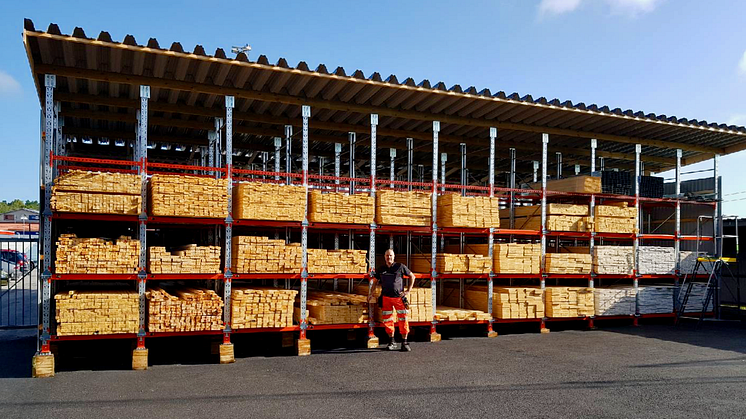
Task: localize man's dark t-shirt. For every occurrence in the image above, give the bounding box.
[375,262,413,297]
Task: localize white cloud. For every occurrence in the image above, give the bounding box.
[739,50,746,76]
[726,114,746,127]
[604,0,661,16]
[0,71,22,96]
[538,0,582,16]
[538,0,662,17]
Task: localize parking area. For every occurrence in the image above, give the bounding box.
[1,322,744,419]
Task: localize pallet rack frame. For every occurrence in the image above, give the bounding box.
[29,33,728,372]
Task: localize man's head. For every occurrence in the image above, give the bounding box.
[384,249,395,267]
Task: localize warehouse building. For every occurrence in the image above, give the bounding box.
[22,19,746,376]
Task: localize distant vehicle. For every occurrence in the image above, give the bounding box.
[0,249,30,279]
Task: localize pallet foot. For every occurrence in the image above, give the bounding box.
[219,343,235,364]
[132,348,148,371]
[540,328,551,334]
[367,337,379,349]
[429,333,442,342]
[32,352,55,378]
[281,332,294,348]
[296,338,311,356]
[487,331,498,338]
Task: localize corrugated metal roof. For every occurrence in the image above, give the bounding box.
[21,19,746,177]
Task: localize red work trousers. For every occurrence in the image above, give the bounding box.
[381,296,409,337]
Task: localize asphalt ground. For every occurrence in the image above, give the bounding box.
[1,321,745,419]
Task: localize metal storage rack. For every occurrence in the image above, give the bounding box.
[36,83,724,365]
[25,21,743,375]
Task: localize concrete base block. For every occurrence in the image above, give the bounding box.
[540,328,551,334]
[219,343,235,364]
[487,331,498,338]
[429,333,442,342]
[296,338,311,356]
[132,348,148,370]
[32,353,55,378]
[367,337,379,349]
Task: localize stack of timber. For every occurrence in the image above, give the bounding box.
[307,248,368,274]
[593,246,634,275]
[353,285,433,322]
[638,285,674,314]
[529,175,601,193]
[410,253,491,274]
[231,236,302,273]
[296,291,368,325]
[375,190,432,226]
[55,289,139,336]
[146,287,223,332]
[148,245,221,274]
[593,287,636,316]
[493,287,545,319]
[679,251,709,275]
[309,190,374,224]
[55,234,140,274]
[437,193,500,228]
[638,246,676,275]
[51,170,141,215]
[680,283,714,312]
[545,252,592,274]
[595,204,637,234]
[502,204,590,232]
[149,174,228,218]
[450,243,541,274]
[494,243,541,274]
[434,306,491,322]
[545,287,595,317]
[231,287,298,329]
[455,285,544,319]
[233,182,306,221]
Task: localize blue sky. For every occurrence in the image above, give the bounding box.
[0,0,744,214]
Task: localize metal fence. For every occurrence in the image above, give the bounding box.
[0,237,39,329]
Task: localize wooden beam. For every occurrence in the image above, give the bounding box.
[35,63,724,154]
[57,98,675,165]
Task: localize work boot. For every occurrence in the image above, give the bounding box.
[386,336,397,351]
[400,341,411,352]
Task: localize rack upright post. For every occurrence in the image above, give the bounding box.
[430,121,442,342]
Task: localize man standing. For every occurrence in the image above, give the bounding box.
[369,248,416,352]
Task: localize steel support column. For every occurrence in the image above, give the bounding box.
[589,139,597,290]
[487,127,497,337]
[540,134,549,333]
[634,144,641,321]
[223,96,235,341]
[274,137,282,180]
[39,74,56,354]
[349,132,356,194]
[510,147,516,229]
[285,125,293,184]
[134,85,150,350]
[299,106,310,341]
[431,121,440,340]
[368,114,379,341]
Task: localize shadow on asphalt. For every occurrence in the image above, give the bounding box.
[599,319,746,355]
[0,332,36,378]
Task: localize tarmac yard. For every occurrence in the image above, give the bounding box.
[1,323,745,419]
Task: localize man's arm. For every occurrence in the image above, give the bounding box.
[368,277,378,303]
[403,265,415,296]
